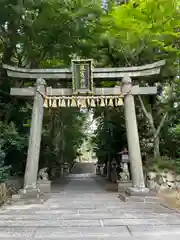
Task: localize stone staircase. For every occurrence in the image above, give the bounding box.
[0,174,180,239]
[71,162,96,174]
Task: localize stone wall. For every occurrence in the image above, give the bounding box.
[5,177,24,194]
[0,183,7,205]
[147,171,180,190]
[0,177,24,205]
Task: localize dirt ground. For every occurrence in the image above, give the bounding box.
[105,182,118,192]
[158,189,180,209]
[105,182,180,209]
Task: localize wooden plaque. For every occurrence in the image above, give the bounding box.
[72,59,93,95]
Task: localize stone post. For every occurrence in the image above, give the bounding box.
[22,78,46,197]
[61,165,64,176]
[122,76,148,193]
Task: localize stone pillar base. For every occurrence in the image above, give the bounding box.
[119,187,159,203]
[9,187,46,205]
[18,187,41,199]
[37,180,51,193]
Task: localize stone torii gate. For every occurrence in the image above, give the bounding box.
[3,59,165,200]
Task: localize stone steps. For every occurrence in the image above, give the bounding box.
[1,201,174,211]
[1,217,180,227]
[3,237,180,240]
[1,174,180,239]
[119,192,160,203]
[0,213,178,220]
[1,226,180,239]
[71,163,96,174]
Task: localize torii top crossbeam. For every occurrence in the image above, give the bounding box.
[3,59,166,108]
[3,60,165,79]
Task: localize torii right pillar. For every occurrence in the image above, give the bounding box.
[120,75,156,202]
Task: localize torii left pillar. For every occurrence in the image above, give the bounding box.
[19,78,46,199]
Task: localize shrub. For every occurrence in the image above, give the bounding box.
[146,156,176,172]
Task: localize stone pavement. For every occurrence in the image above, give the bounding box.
[1,173,180,239]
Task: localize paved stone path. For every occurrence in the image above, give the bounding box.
[1,173,180,239]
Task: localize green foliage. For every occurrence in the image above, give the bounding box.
[175,158,180,175]
[169,124,180,158]
[38,108,86,173]
[146,156,176,172]
[0,166,11,183]
[101,0,180,66]
[0,0,102,178]
[161,77,180,158]
[92,107,127,164]
[0,121,28,177]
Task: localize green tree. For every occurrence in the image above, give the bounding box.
[97,0,180,159]
[0,0,102,178]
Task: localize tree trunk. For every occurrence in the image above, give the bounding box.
[153,135,160,159]
[107,155,112,181]
[138,96,168,159]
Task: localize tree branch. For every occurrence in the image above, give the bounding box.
[154,112,168,140]
[0,26,8,38]
[138,95,155,131]
[138,96,149,119]
[0,36,6,44]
